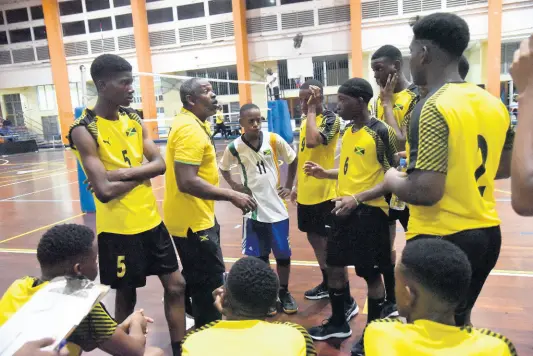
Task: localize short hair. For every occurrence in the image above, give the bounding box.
[180,78,205,107]
[90,54,132,83]
[37,224,95,268]
[458,55,469,79]
[300,79,324,92]
[226,257,279,318]
[338,77,374,104]
[411,13,470,58]
[240,103,260,117]
[401,239,471,306]
[371,45,403,63]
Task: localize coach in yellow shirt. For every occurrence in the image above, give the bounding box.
[365,238,517,356]
[163,78,256,328]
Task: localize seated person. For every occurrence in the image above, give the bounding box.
[0,224,163,356]
[181,257,316,356]
[364,239,517,356]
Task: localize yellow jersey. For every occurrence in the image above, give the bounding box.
[369,86,418,128]
[0,276,117,355]
[406,83,514,239]
[338,118,398,213]
[365,318,517,356]
[216,110,224,124]
[182,319,317,356]
[297,110,340,205]
[163,108,219,237]
[68,108,161,235]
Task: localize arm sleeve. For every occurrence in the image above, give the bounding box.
[409,101,449,174]
[275,134,297,164]
[387,125,400,164]
[67,302,118,352]
[219,146,236,171]
[318,111,340,145]
[172,124,205,166]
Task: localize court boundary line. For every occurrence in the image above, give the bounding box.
[0,169,77,188]
[0,181,77,201]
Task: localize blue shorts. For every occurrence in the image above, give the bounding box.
[242,218,291,259]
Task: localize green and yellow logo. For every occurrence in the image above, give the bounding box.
[126,127,137,137]
[354,147,365,156]
[263,149,272,155]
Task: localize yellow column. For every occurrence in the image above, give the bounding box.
[350,0,363,77]
[131,0,158,138]
[487,0,502,97]
[232,0,252,105]
[42,0,74,145]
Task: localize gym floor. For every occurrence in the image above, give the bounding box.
[0,145,532,355]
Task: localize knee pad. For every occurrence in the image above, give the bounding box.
[258,255,270,264]
[275,258,291,267]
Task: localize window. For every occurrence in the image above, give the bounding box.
[88,17,112,32]
[312,54,349,86]
[9,28,32,43]
[281,0,312,4]
[37,85,56,111]
[113,0,130,7]
[186,66,238,96]
[33,26,47,40]
[115,13,133,29]
[30,6,44,20]
[146,0,162,2]
[62,21,86,36]
[177,3,205,20]
[4,94,23,125]
[208,0,232,15]
[70,83,82,108]
[0,11,4,25]
[6,8,29,24]
[0,32,7,45]
[85,0,110,12]
[246,0,276,10]
[147,8,173,24]
[59,0,83,16]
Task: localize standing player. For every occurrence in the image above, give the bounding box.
[384,13,514,327]
[219,103,299,316]
[68,54,185,355]
[163,78,256,328]
[305,78,398,356]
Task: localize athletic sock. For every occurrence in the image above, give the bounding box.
[172,341,182,356]
[321,268,328,286]
[382,266,396,304]
[329,287,346,326]
[344,282,352,303]
[367,297,385,324]
[279,285,288,294]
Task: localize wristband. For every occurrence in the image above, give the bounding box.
[351,195,360,206]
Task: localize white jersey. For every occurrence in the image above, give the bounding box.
[220,132,296,223]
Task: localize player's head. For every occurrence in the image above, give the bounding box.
[37,224,98,281]
[221,257,279,319]
[409,13,470,86]
[90,54,134,107]
[239,103,262,139]
[180,77,218,119]
[266,68,273,75]
[371,45,404,88]
[299,79,324,115]
[337,77,373,122]
[458,55,469,80]
[395,239,472,323]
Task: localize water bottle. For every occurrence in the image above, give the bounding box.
[389,158,407,211]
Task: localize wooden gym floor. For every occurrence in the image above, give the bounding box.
[0,144,532,356]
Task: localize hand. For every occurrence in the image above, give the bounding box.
[229,190,257,214]
[121,309,154,334]
[510,34,533,95]
[14,338,68,356]
[212,287,225,314]
[307,85,322,107]
[393,151,407,166]
[380,72,398,103]
[278,187,291,199]
[290,188,297,204]
[383,167,408,191]
[331,196,359,217]
[304,161,327,179]
[83,178,94,193]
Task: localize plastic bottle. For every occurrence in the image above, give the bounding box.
[389,158,407,211]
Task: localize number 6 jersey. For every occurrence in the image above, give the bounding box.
[406,82,514,239]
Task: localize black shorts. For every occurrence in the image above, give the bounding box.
[297,200,335,236]
[98,222,179,289]
[409,225,501,315]
[326,204,392,278]
[385,194,410,230]
[173,220,226,290]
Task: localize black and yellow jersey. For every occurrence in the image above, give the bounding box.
[365,318,517,356]
[338,118,398,213]
[67,107,161,235]
[297,110,340,205]
[182,319,317,356]
[369,85,418,128]
[0,276,117,355]
[406,82,514,239]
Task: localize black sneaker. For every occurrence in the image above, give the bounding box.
[279,290,298,314]
[380,300,399,318]
[267,303,278,317]
[351,335,365,356]
[304,282,329,300]
[308,318,352,341]
[345,298,359,321]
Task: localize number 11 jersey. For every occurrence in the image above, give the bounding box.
[406,82,514,239]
